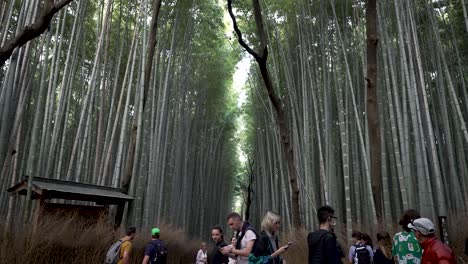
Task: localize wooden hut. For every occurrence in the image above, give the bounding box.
[7,176,133,226]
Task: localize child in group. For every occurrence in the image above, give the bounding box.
[228,237,237,264]
[196,242,208,264]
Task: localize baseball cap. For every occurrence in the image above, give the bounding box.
[408,218,435,235]
[151,227,161,236]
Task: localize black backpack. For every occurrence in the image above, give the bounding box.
[353,243,370,264]
[235,222,265,257]
[150,240,167,264]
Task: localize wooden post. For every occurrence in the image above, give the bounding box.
[464,238,468,256]
[32,196,45,237]
[438,216,449,245]
[114,201,126,229]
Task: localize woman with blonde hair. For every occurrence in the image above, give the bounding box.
[373,231,393,264]
[249,211,289,264]
[196,242,208,264]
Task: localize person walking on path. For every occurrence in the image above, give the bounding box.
[307,205,343,264]
[348,230,363,257]
[220,212,257,264]
[392,209,422,264]
[255,211,290,264]
[142,227,167,264]
[409,218,456,264]
[348,231,373,264]
[209,226,229,264]
[115,226,136,264]
[196,242,208,264]
[373,231,393,264]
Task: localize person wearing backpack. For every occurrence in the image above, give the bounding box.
[348,231,373,264]
[104,226,136,264]
[142,227,168,264]
[307,205,343,264]
[348,231,363,254]
[220,212,257,264]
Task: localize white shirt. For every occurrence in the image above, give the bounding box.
[228,256,237,264]
[237,230,256,264]
[196,249,207,264]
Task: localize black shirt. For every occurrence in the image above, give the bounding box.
[307,229,343,264]
[258,231,282,264]
[209,240,229,264]
[373,248,393,264]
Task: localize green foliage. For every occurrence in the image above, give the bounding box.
[190,1,239,121]
[444,2,468,65]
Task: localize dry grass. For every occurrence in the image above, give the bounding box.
[0,213,200,264]
[1,213,467,264]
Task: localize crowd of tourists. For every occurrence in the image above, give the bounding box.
[104,207,457,264]
[306,206,456,264]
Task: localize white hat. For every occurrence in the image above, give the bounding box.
[408,218,435,235]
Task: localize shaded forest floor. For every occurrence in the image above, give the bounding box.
[0,214,467,263]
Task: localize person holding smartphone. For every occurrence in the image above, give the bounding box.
[210,225,229,264]
[256,211,290,264]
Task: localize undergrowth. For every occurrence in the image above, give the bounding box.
[1,213,467,263]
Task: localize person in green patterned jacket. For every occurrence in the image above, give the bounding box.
[392,209,422,264]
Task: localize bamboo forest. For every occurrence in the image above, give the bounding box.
[1,0,468,263]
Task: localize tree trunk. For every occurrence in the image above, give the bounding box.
[227,0,301,228]
[366,0,382,219]
[121,0,163,195]
[244,158,254,222]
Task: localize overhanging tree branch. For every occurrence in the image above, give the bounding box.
[0,0,75,67]
[142,0,163,109]
[227,1,261,61]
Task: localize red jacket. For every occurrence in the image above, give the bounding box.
[420,237,457,264]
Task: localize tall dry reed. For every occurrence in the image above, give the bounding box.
[1,213,467,263]
[0,213,200,264]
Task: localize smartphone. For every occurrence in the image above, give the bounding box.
[287,241,292,246]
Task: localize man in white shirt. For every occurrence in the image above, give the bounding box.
[220,212,257,264]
